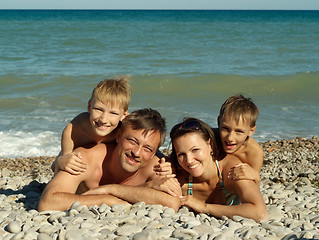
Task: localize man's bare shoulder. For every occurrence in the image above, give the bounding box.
[44,166,88,195]
[74,143,115,192]
[76,143,110,165]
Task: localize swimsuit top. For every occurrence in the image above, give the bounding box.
[215,160,241,206]
[187,160,241,206]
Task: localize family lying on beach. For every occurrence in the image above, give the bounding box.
[38,76,268,222]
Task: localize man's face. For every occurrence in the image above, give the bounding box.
[116,125,161,173]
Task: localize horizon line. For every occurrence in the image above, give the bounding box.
[1,9,319,11]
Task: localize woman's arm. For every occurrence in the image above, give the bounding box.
[180,180,267,222]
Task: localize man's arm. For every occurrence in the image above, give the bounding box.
[83,153,181,211]
[39,145,128,212]
[84,184,180,212]
[38,170,129,212]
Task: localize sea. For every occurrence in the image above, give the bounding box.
[0,10,318,158]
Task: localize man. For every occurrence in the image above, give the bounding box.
[38,108,180,212]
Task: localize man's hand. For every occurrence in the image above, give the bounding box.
[57,152,87,175]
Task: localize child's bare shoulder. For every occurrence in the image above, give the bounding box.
[70,112,90,125]
[241,137,263,171]
[246,137,263,155]
[63,112,92,145]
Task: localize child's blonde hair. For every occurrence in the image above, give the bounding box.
[90,76,131,111]
[219,95,259,127]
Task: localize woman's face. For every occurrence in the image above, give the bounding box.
[173,132,212,177]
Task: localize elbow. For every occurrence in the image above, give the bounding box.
[38,189,55,212]
[163,197,181,212]
[259,209,268,222]
[254,207,268,222]
[38,197,49,212]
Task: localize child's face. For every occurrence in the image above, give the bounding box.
[218,115,256,154]
[88,98,128,137]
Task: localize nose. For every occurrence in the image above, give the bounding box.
[185,153,194,165]
[100,112,108,123]
[226,131,235,142]
[131,145,142,158]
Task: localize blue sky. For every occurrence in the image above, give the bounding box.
[1,0,319,10]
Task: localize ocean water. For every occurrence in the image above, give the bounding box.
[0,10,318,158]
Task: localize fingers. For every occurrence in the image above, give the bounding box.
[64,167,82,175]
[228,163,253,180]
[74,151,83,159]
[62,152,87,175]
[154,158,173,176]
[179,196,188,205]
[163,178,182,197]
[159,157,165,164]
[165,174,176,178]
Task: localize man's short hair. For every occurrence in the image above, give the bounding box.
[121,108,166,148]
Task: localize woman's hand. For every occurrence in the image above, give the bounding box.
[179,195,206,213]
[149,176,182,197]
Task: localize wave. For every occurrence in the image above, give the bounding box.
[131,71,319,100]
[0,130,60,158]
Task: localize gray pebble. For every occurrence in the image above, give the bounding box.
[6,221,21,234]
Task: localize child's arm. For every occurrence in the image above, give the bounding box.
[228,142,263,186]
[51,122,87,175]
[153,150,175,177]
[228,163,260,182]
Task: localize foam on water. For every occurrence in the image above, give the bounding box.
[0,130,60,158]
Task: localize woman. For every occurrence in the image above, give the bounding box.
[162,117,268,221]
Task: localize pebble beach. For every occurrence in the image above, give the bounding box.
[0,136,318,240]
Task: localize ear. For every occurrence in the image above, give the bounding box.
[120,110,129,121]
[249,126,256,137]
[115,129,121,144]
[87,99,92,112]
[207,138,213,153]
